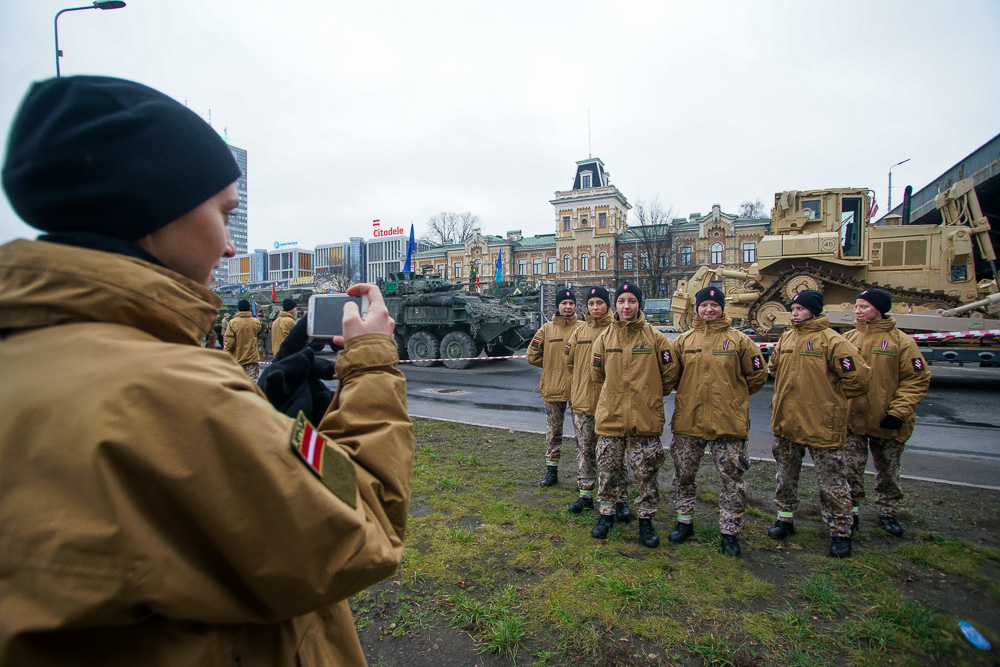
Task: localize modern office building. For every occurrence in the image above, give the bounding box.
[212,139,248,286]
[316,237,366,282]
[226,248,269,285]
[267,246,314,284]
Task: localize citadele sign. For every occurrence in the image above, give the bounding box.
[372,219,403,237]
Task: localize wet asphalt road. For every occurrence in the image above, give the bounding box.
[397,355,1000,490]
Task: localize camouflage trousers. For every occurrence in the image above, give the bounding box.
[669,434,750,536]
[543,400,569,466]
[772,436,852,538]
[844,431,905,518]
[596,435,664,519]
[241,362,260,382]
[572,411,598,494]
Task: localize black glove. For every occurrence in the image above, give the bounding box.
[258,316,336,422]
[879,413,904,430]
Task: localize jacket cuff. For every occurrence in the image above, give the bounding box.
[336,334,399,379]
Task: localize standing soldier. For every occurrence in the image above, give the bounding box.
[219,312,231,338]
[591,283,679,547]
[224,298,261,380]
[844,289,930,537]
[271,298,298,355]
[767,289,871,558]
[564,286,630,521]
[527,288,579,487]
[667,287,768,557]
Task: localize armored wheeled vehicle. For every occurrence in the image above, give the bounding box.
[671,178,999,334]
[383,271,533,369]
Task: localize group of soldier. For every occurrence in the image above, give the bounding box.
[217,297,300,380]
[527,282,930,559]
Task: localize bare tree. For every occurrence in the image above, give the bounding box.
[315,254,362,292]
[738,198,769,219]
[425,211,480,245]
[621,198,674,298]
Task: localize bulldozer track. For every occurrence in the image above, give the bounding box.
[748,263,963,333]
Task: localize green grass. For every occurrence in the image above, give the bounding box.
[352,418,1000,666]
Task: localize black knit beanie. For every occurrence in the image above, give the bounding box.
[614,282,643,312]
[584,285,611,308]
[695,286,725,312]
[2,76,242,242]
[282,298,298,312]
[856,288,891,317]
[555,288,576,311]
[237,299,251,312]
[790,289,824,317]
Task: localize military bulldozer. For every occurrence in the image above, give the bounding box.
[383,271,533,369]
[671,178,1000,334]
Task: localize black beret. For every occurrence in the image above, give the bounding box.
[584,285,611,308]
[3,76,241,242]
[695,286,725,312]
[555,288,576,310]
[282,298,298,311]
[790,289,824,317]
[237,299,251,312]
[614,282,643,312]
[856,288,891,316]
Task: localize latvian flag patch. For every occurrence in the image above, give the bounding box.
[290,411,357,507]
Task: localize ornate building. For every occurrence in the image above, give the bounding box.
[667,205,770,292]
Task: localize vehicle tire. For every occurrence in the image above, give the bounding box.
[440,331,477,369]
[406,331,440,367]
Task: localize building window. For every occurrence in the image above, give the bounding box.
[710,243,724,265]
[580,217,588,227]
[599,252,608,270]
[518,259,527,275]
[548,257,557,274]
[533,259,542,275]
[742,242,756,263]
[622,253,633,271]
[659,250,670,267]
[581,172,592,189]
[680,247,692,266]
[599,212,607,229]
[437,263,444,276]
[563,216,571,231]
[453,262,462,279]
[563,254,571,272]
[640,252,650,269]
[580,253,589,271]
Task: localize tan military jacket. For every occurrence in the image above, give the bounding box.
[591,311,679,436]
[271,310,297,354]
[224,310,260,364]
[670,316,768,440]
[0,239,413,667]
[768,315,872,448]
[845,317,930,443]
[526,313,579,402]
[564,311,613,415]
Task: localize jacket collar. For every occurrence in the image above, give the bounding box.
[853,316,896,333]
[552,313,578,327]
[0,239,220,345]
[692,316,732,332]
[612,310,647,332]
[791,314,830,333]
[585,311,613,328]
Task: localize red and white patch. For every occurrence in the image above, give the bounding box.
[839,356,855,372]
[292,414,325,475]
[531,336,542,345]
[752,355,763,370]
[593,353,602,363]
[912,357,925,371]
[662,349,672,363]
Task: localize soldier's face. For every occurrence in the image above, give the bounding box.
[790,303,813,322]
[697,300,723,320]
[587,297,608,317]
[558,299,576,316]
[616,293,639,320]
[854,299,881,322]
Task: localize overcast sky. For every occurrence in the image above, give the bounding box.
[2,1,998,251]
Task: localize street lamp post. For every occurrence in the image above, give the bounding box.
[55,1,126,77]
[888,158,910,212]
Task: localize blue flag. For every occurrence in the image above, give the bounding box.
[251,297,257,317]
[494,250,503,282]
[403,223,415,272]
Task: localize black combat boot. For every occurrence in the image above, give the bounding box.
[829,536,852,558]
[568,496,594,513]
[591,513,615,539]
[879,516,903,537]
[668,522,694,544]
[851,514,859,535]
[615,501,632,524]
[721,534,741,557]
[638,519,659,548]
[767,520,795,539]
[539,465,558,487]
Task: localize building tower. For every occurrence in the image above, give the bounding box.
[212,140,247,286]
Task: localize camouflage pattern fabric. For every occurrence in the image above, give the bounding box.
[669,434,750,535]
[241,362,260,382]
[544,400,568,466]
[572,411,598,494]
[844,431,906,518]
[597,435,664,519]
[772,436,852,538]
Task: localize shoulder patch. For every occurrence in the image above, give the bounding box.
[290,412,357,508]
[662,349,672,363]
[752,355,763,370]
[912,357,926,371]
[839,356,856,372]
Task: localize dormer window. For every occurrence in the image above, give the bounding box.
[580,171,592,189]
